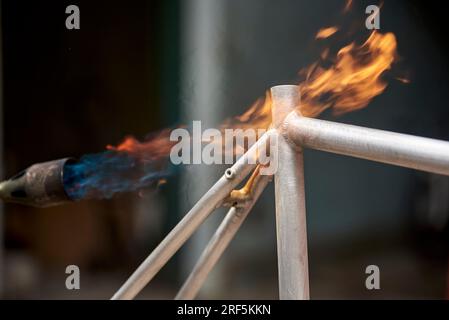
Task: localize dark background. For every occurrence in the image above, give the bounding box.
[1,0,449,299]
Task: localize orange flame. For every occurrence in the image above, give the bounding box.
[223,31,398,126]
[343,0,353,13]
[299,31,397,117]
[106,129,175,162]
[316,27,338,39]
[108,30,399,163]
[222,91,272,132]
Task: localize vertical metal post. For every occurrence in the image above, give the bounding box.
[180,0,227,296]
[270,85,309,300]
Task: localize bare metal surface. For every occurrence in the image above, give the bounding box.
[285,113,449,176]
[271,85,310,300]
[112,131,274,300]
[175,173,271,300]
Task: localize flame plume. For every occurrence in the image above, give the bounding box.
[300,32,397,117]
[66,30,400,200]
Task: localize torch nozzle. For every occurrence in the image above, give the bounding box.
[0,158,75,207]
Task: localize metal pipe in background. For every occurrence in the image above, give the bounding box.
[271,85,309,300]
[284,113,449,176]
[175,174,271,300]
[180,0,228,297]
[111,130,275,300]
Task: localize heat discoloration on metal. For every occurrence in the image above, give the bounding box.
[112,130,275,300]
[176,169,272,300]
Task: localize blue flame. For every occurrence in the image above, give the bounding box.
[63,151,170,200]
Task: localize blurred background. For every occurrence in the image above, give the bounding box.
[1,0,449,299]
